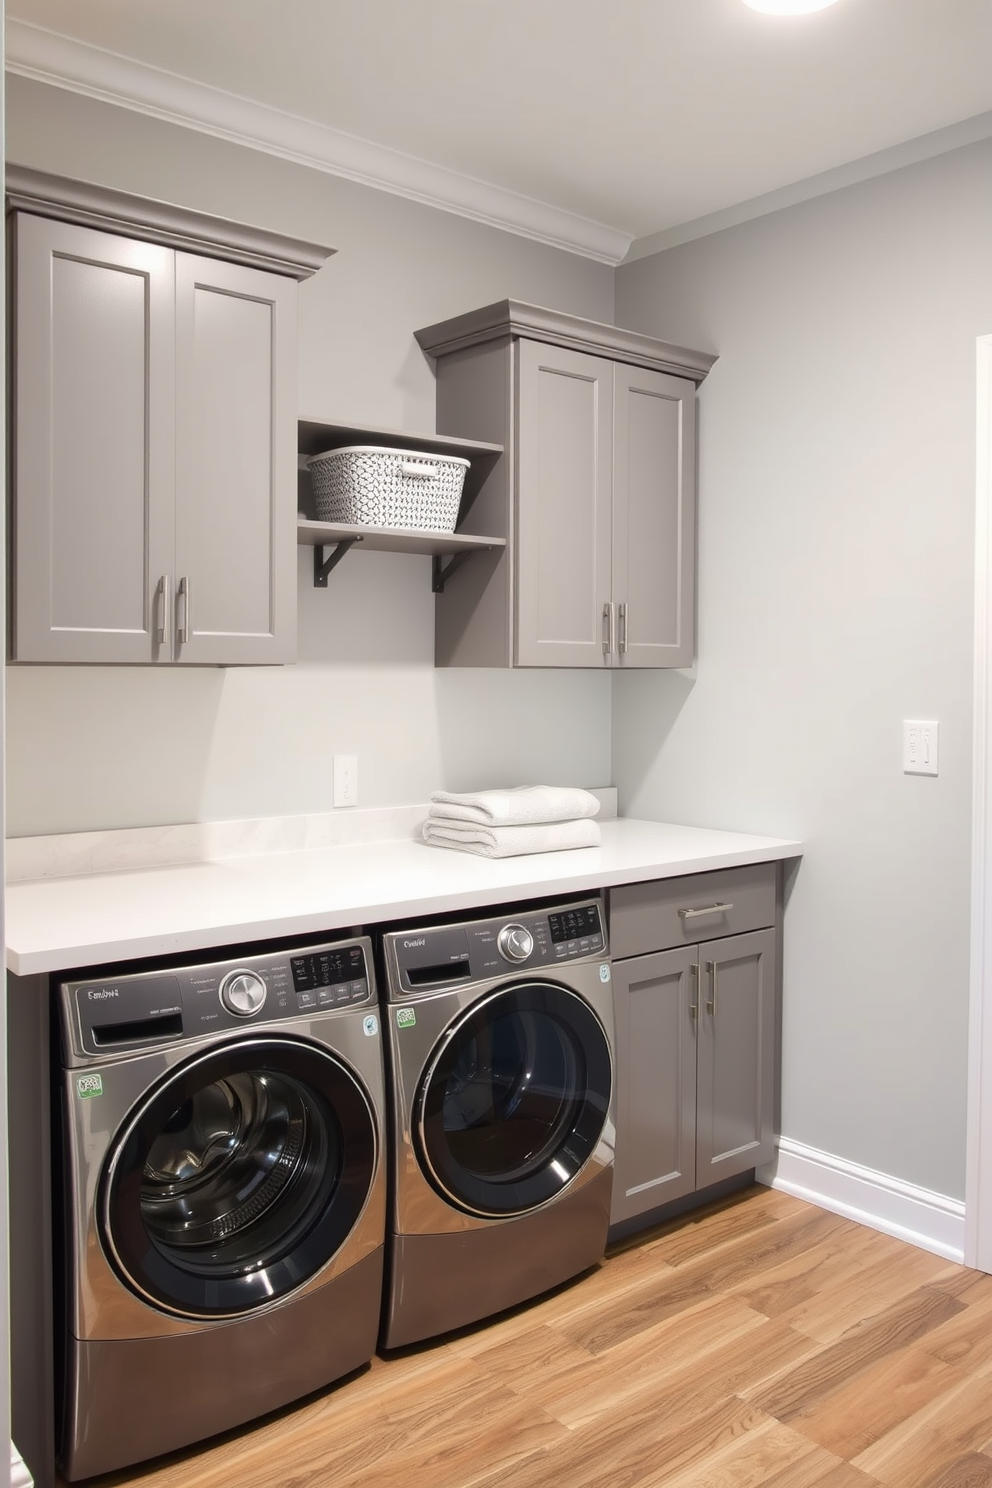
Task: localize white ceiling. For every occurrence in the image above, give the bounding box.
[7,0,992,263]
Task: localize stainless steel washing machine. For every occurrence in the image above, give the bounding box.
[55,937,386,1481]
[380,897,615,1349]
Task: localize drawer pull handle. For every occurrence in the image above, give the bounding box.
[706,961,717,1017]
[689,962,699,1022]
[603,601,615,656]
[678,902,734,921]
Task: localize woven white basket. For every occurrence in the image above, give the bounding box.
[307,446,470,532]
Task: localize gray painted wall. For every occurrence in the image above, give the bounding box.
[4,75,614,835]
[615,138,992,1200]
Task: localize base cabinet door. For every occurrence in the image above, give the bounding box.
[695,928,777,1187]
[611,947,697,1224]
[611,928,777,1227]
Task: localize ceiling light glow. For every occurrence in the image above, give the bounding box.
[742,0,841,13]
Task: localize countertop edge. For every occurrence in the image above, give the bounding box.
[6,823,803,977]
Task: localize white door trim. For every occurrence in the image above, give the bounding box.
[967,333,992,1269]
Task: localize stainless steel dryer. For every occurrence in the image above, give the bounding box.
[380,898,615,1349]
[56,937,386,1481]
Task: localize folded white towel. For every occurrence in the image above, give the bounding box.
[428,785,600,828]
[422,817,601,859]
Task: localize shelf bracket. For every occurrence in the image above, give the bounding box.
[314,537,362,588]
[432,549,479,593]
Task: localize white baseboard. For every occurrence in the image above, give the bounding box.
[757,1136,967,1264]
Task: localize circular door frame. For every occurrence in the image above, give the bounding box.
[414,980,612,1220]
[100,1034,378,1320]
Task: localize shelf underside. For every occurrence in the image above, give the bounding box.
[297,417,502,463]
[297,519,505,558]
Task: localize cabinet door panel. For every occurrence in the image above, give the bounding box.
[514,340,612,667]
[611,947,697,1224]
[12,215,174,663]
[613,365,695,668]
[696,928,776,1185]
[173,255,297,664]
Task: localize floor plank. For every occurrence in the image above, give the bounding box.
[746,1286,966,1421]
[852,1374,992,1488]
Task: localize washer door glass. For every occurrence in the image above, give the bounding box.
[416,982,612,1217]
[101,1037,377,1318]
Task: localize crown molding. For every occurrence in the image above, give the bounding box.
[5,164,335,279]
[624,107,992,263]
[415,299,717,384]
[5,18,633,267]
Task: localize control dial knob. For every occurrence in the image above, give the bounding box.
[220,969,267,1017]
[497,923,534,963]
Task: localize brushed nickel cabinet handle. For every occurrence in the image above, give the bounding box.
[678,902,734,921]
[157,574,169,646]
[178,575,192,645]
[689,962,699,1022]
[706,961,717,1017]
[602,602,615,656]
[619,602,628,654]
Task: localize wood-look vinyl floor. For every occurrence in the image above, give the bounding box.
[89,1187,992,1488]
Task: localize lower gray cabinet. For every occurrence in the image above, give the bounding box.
[609,869,778,1228]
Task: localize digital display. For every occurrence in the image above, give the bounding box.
[291,944,366,992]
[548,905,601,944]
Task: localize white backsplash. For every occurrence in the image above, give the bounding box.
[6,789,618,883]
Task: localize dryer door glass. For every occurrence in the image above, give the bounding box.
[416,982,612,1217]
[101,1037,377,1318]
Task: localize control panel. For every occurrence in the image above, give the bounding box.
[63,938,374,1058]
[387,898,607,998]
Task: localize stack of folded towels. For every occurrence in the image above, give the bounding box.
[422,785,601,859]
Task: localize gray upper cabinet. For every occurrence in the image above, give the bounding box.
[613,362,696,668]
[516,340,613,666]
[171,254,297,665]
[415,300,715,669]
[8,167,333,666]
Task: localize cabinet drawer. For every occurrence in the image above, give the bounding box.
[609,864,777,959]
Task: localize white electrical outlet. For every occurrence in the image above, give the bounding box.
[903,720,939,776]
[333,755,359,807]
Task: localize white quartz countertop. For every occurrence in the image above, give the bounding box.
[5,816,802,976]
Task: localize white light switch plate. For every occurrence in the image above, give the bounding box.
[333,755,358,807]
[903,720,939,776]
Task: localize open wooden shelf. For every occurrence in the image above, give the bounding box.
[297,416,506,589]
[297,519,506,590]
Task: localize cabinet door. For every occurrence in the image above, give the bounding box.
[514,339,613,667]
[611,946,697,1225]
[11,214,175,663]
[612,364,695,668]
[173,254,297,665]
[696,928,776,1186]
